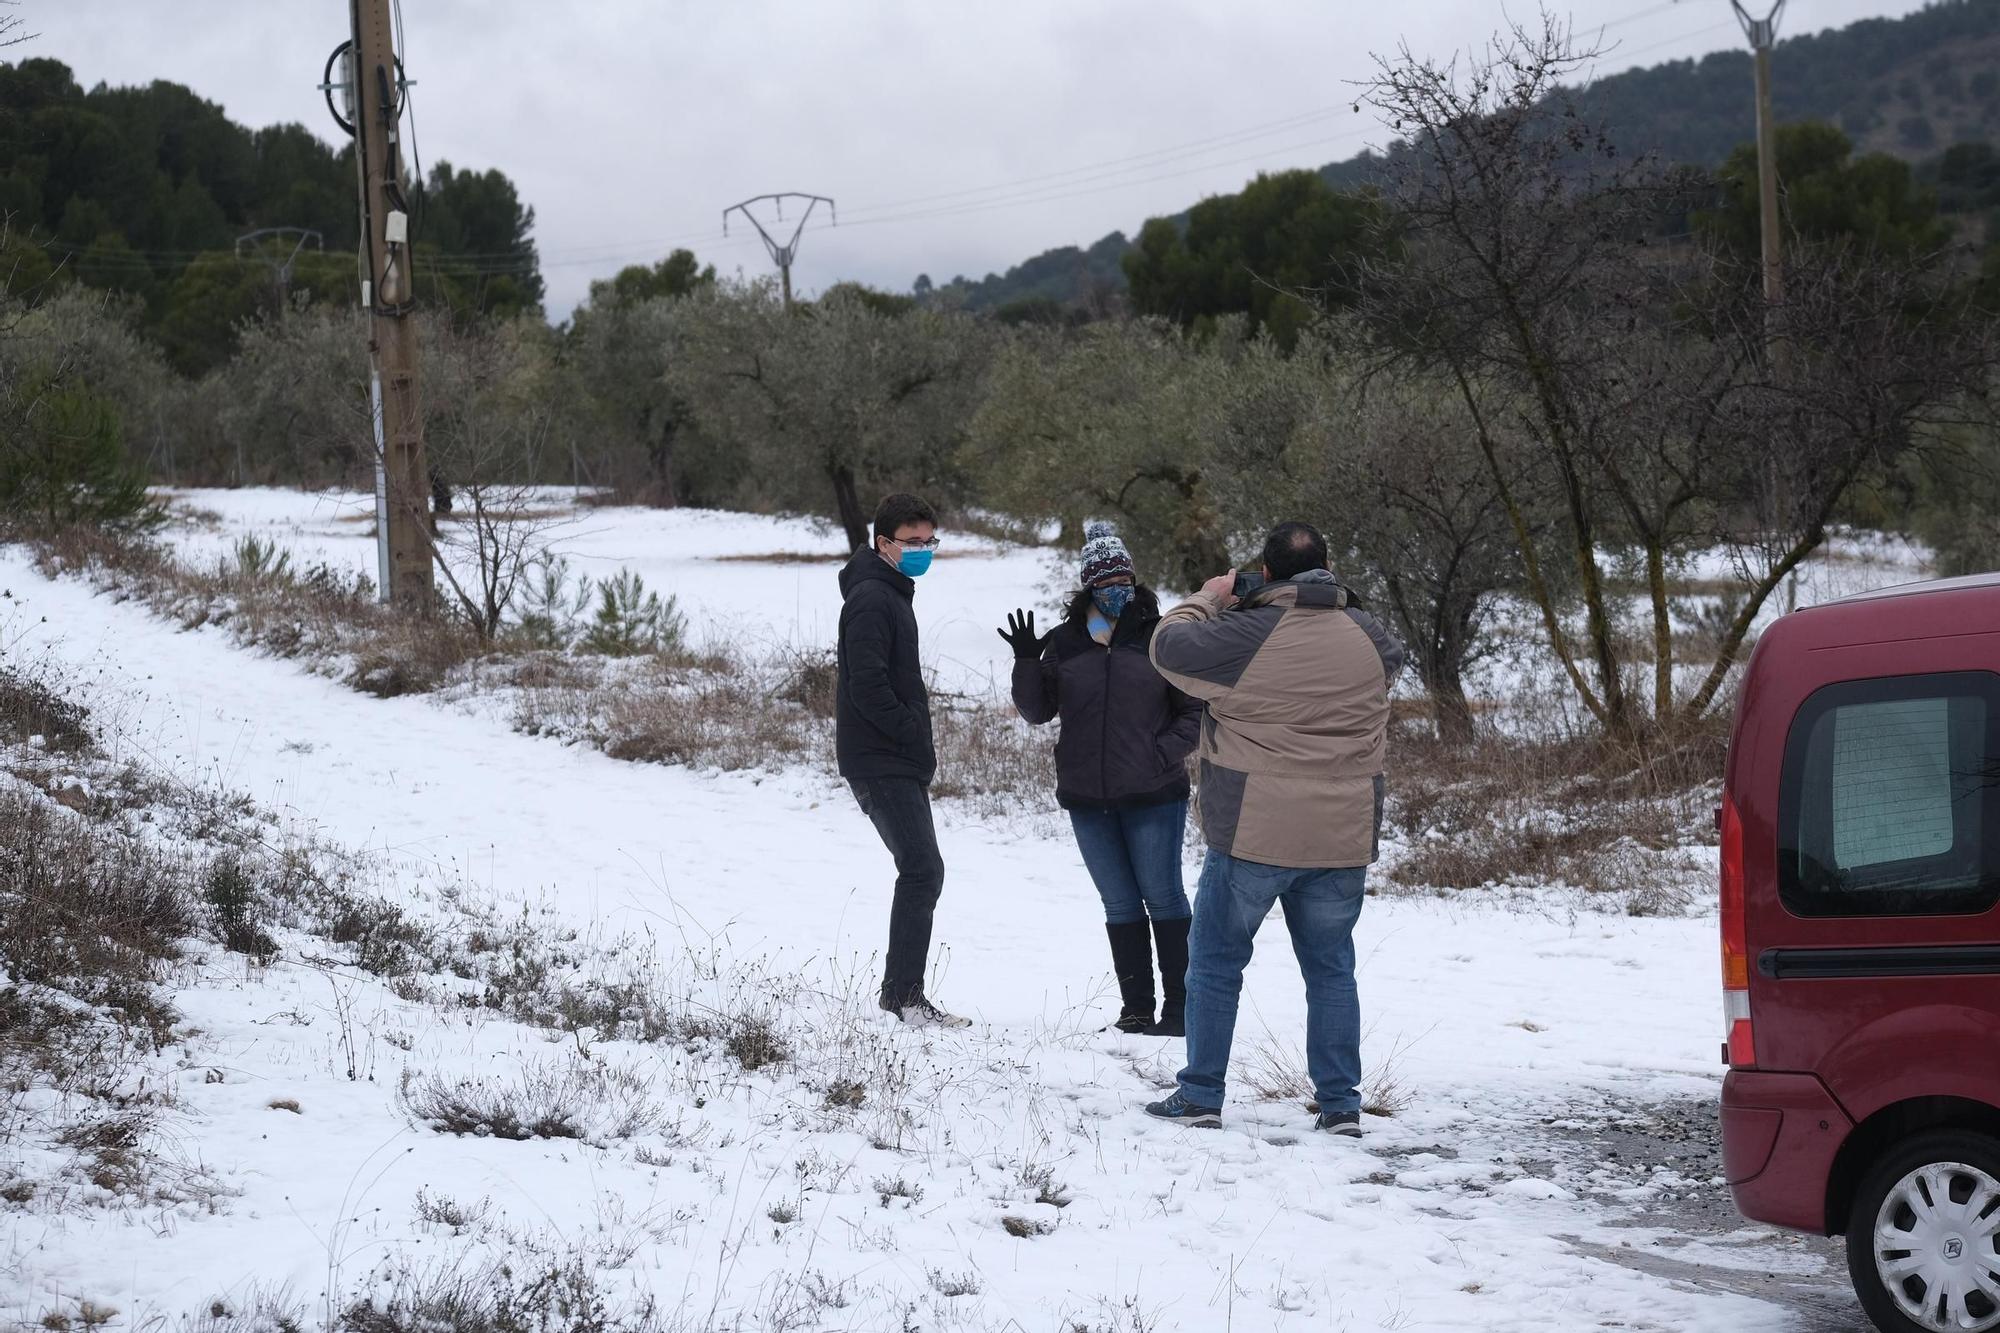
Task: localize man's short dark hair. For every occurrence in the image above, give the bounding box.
[1261,521,1329,582]
[872,493,938,545]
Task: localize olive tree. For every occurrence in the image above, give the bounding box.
[669,281,994,548]
[965,318,1231,590]
[1207,335,1520,741]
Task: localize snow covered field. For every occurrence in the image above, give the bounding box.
[3,492,1931,1331]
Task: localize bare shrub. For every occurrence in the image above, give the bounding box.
[822,1077,866,1110]
[928,697,1059,818]
[1362,1061,1414,1120]
[1015,1162,1072,1209]
[1236,1036,1314,1105]
[29,525,488,699]
[873,1175,924,1208]
[398,1058,661,1145]
[723,1015,789,1072]
[598,665,814,772]
[0,789,191,1041]
[413,1188,492,1235]
[1239,1034,1416,1119]
[338,1255,669,1333]
[927,1267,982,1298]
[1002,1214,1054,1238]
[773,644,838,719]
[349,618,485,698]
[180,1287,307,1333]
[0,666,92,751]
[1384,711,1723,911]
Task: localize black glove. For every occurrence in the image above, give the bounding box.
[997,608,1050,660]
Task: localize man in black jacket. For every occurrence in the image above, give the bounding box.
[837,493,969,1028]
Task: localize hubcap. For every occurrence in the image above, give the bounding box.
[1874,1161,2000,1332]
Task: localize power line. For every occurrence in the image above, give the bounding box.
[836,105,1358,221]
[20,2,1775,293]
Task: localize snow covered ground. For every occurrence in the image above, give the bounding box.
[3,492,1930,1331]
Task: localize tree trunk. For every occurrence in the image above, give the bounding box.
[830,464,869,551]
[646,420,680,510]
[1645,539,1674,724]
[1431,667,1477,745]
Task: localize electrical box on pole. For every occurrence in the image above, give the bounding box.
[324,1,432,611]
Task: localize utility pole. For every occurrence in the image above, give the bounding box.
[1732,0,1788,368]
[1733,1,1799,610]
[722,193,835,309]
[322,1,431,610]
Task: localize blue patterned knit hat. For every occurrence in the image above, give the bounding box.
[1078,521,1135,587]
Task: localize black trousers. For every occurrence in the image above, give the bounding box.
[850,777,945,1007]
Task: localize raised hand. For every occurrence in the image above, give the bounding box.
[997,608,1049,660]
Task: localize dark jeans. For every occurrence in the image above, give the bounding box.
[1179,850,1366,1113]
[850,777,944,1007]
[1068,800,1192,925]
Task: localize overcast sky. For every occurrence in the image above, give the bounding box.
[35,0,1932,318]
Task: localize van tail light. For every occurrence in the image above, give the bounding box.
[1719,794,1755,1068]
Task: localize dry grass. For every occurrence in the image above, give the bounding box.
[29,524,486,698]
[514,644,1060,816]
[1383,712,1725,914]
[929,697,1060,818]
[0,669,93,753]
[1238,1034,1416,1119]
[0,786,192,1045]
[337,1256,671,1333]
[0,675,241,1213]
[398,1058,662,1145]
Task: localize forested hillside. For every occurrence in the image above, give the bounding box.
[0,58,541,374]
[933,0,2000,312]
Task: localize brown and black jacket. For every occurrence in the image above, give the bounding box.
[1150,572,1405,869]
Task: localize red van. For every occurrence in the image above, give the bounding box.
[1720,571,2000,1333]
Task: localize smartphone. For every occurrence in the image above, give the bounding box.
[1231,571,1266,599]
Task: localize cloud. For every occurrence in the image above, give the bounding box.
[34,0,1932,318]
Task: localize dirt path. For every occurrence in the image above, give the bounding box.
[1538,1096,1868,1331]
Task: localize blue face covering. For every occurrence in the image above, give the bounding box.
[1091,584,1134,618]
[897,549,934,578]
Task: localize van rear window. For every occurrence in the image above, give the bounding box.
[1778,672,2000,918]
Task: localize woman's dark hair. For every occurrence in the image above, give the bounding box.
[1261,521,1329,582]
[1064,583,1160,627]
[872,493,937,545]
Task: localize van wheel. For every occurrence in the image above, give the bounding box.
[1846,1131,2000,1333]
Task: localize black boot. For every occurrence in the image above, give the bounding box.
[1148,915,1190,1037]
[1104,921,1156,1033]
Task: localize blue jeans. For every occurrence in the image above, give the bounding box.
[1179,851,1366,1113]
[1068,800,1191,925]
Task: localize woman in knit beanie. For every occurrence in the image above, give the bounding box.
[997,523,1201,1035]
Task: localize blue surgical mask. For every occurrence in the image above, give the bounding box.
[1091,585,1134,618]
[897,549,934,578]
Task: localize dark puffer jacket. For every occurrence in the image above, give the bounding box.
[1012,609,1202,811]
[836,548,935,784]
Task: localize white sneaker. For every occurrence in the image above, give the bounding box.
[885,995,971,1029]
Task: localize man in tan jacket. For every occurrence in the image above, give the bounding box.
[1141,522,1405,1135]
